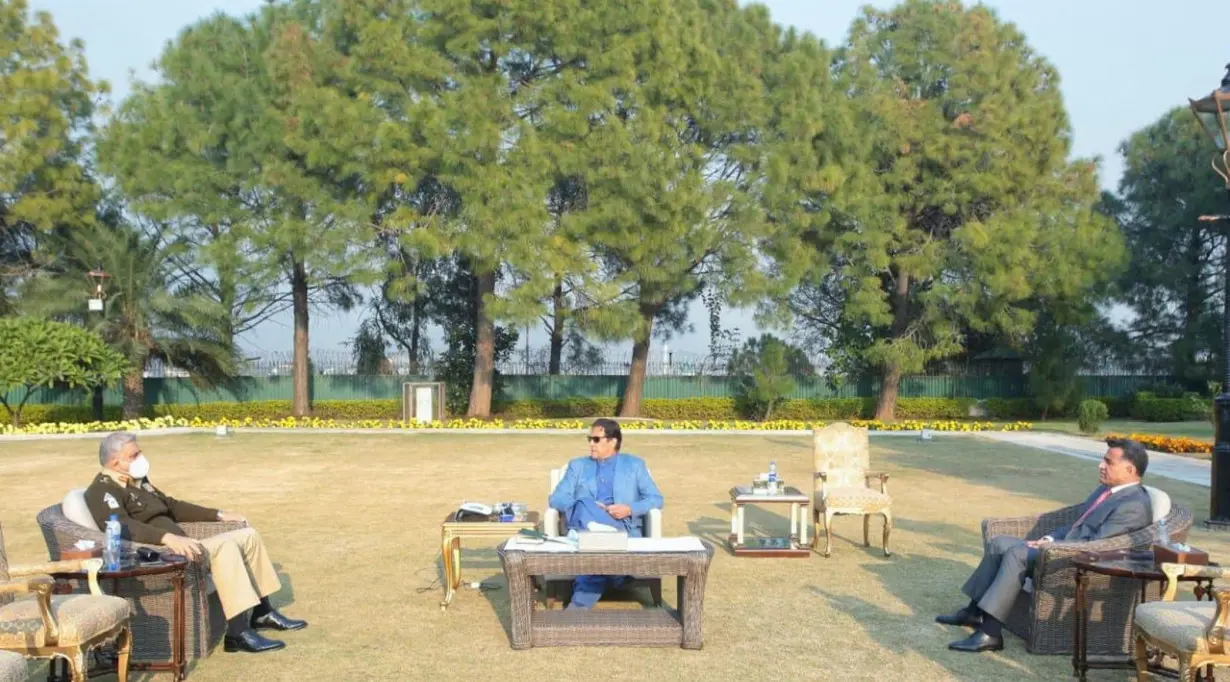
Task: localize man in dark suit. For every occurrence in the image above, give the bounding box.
[938,438,1153,652]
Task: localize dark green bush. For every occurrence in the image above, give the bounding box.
[1077,399,1108,434]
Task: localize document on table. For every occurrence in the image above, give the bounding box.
[504,536,705,553]
[627,537,706,552]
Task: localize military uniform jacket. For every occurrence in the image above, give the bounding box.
[84,470,219,545]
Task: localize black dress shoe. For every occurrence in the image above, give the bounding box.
[224,629,286,653]
[935,607,983,628]
[947,631,1004,653]
[251,610,308,631]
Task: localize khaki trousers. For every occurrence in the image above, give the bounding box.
[199,527,282,620]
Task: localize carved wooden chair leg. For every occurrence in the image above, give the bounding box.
[823,511,835,558]
[882,510,893,557]
[1133,632,1149,681]
[863,515,871,547]
[116,624,132,682]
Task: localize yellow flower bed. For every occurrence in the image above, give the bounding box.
[1106,432,1212,455]
[0,415,1033,436]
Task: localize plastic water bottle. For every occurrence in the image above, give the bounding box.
[768,461,778,493]
[104,515,122,571]
[1157,519,1171,548]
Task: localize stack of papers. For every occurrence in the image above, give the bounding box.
[503,536,706,553]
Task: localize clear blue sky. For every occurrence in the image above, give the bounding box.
[29,0,1230,358]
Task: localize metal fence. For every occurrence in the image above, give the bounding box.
[6,371,1173,407]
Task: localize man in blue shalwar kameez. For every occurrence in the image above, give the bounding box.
[547,418,664,609]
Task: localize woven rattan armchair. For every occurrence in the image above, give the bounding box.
[1133,563,1230,681]
[0,522,132,682]
[37,504,246,665]
[982,500,1192,655]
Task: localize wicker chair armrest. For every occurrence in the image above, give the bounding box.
[0,576,59,645]
[179,519,247,540]
[982,503,1082,544]
[10,558,104,595]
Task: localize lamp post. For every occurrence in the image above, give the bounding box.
[86,268,110,421]
[1190,64,1230,530]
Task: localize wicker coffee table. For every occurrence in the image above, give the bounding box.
[440,511,539,610]
[498,540,713,649]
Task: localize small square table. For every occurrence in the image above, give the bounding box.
[728,486,811,557]
[440,511,539,610]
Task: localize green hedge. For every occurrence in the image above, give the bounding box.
[9,393,1157,425]
[1129,395,1209,422]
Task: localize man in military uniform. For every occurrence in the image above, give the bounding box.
[85,431,306,654]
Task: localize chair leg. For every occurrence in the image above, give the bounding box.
[64,649,87,682]
[116,624,132,682]
[882,510,893,557]
[823,511,834,558]
[1133,632,1149,681]
[1177,654,1195,682]
[863,515,870,547]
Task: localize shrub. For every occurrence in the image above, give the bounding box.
[1130,395,1207,422]
[1077,399,1108,434]
[727,335,809,419]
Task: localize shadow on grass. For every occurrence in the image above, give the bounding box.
[807,552,1050,681]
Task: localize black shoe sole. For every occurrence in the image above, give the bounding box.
[947,643,1004,653]
[224,639,286,653]
[935,616,982,628]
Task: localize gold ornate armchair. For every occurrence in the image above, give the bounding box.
[811,423,892,557]
[1132,563,1230,681]
[0,523,132,682]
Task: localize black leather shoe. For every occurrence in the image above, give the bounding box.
[947,631,1004,653]
[251,610,308,632]
[224,630,286,653]
[935,607,983,628]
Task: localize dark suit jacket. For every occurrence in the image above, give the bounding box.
[1050,484,1153,542]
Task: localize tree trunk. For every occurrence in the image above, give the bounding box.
[467,269,497,418]
[92,385,105,421]
[620,305,657,418]
[549,278,565,375]
[409,293,424,376]
[874,269,911,421]
[291,258,311,417]
[121,368,145,420]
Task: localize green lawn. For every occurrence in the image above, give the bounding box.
[1033,419,1213,440]
[1,432,1226,681]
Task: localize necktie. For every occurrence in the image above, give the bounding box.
[1074,488,1113,526]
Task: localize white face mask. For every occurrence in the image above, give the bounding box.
[127,455,150,480]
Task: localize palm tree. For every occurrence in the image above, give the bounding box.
[22,217,234,419]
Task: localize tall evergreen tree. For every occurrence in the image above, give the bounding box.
[99,2,381,416]
[1110,107,1229,384]
[788,0,1123,419]
[0,0,104,312]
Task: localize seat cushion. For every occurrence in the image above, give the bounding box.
[0,594,130,648]
[0,651,26,682]
[1134,600,1217,654]
[61,489,99,532]
[821,486,891,512]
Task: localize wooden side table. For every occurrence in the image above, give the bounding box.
[440,511,539,610]
[49,556,190,681]
[1073,552,1217,682]
[728,486,811,557]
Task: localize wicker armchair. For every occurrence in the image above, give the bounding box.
[0,522,132,682]
[36,504,247,665]
[1133,563,1230,681]
[981,496,1191,656]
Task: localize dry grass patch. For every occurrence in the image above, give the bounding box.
[1,432,1228,681]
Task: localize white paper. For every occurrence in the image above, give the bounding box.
[503,536,705,553]
[74,540,96,550]
[627,537,706,552]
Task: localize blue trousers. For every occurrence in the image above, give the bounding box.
[565,499,637,610]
